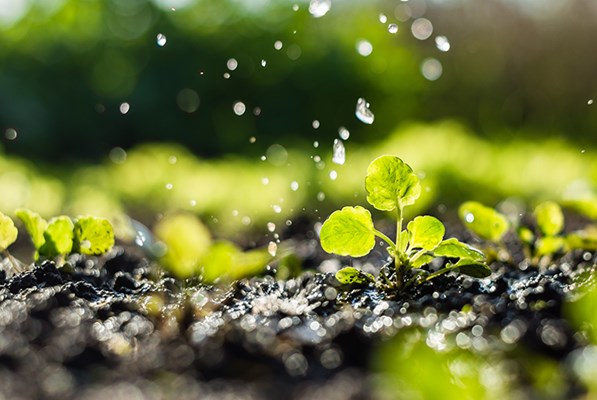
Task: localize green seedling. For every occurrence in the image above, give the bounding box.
[0,211,24,272]
[320,155,490,290]
[154,213,276,282]
[16,208,115,264]
[458,201,510,262]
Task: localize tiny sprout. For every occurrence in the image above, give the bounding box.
[320,156,490,291]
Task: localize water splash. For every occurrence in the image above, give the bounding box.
[308,0,331,18]
[332,139,345,165]
[156,33,167,47]
[355,98,375,124]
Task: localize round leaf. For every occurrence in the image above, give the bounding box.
[39,216,74,258]
[459,201,509,242]
[453,259,492,278]
[15,208,47,250]
[73,216,115,255]
[335,267,374,285]
[0,212,18,252]
[365,156,421,211]
[407,215,445,251]
[434,238,485,262]
[320,206,375,257]
[534,201,564,237]
[535,236,565,257]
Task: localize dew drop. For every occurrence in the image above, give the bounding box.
[388,23,398,34]
[332,139,345,165]
[226,58,238,71]
[290,181,300,191]
[156,33,167,47]
[379,13,387,23]
[338,126,350,140]
[292,4,299,11]
[465,213,475,223]
[165,183,173,190]
[268,241,278,257]
[355,97,375,124]
[4,128,18,140]
[308,0,331,18]
[435,36,451,52]
[168,155,178,164]
[267,222,276,232]
[356,39,373,56]
[233,101,246,116]
[119,102,130,114]
[329,170,338,180]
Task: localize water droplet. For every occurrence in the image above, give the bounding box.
[465,213,474,223]
[421,58,442,81]
[435,36,451,52]
[356,39,373,56]
[313,141,319,148]
[232,209,239,217]
[411,18,433,40]
[388,23,398,34]
[165,183,173,190]
[268,241,278,257]
[109,147,127,164]
[227,58,238,71]
[379,13,387,23]
[338,126,350,140]
[4,128,17,140]
[168,155,177,164]
[262,177,270,185]
[290,181,299,191]
[119,102,130,114]
[588,99,594,105]
[329,170,338,180]
[312,120,320,129]
[332,139,345,165]
[249,136,257,143]
[223,72,230,79]
[242,216,251,226]
[317,192,326,201]
[292,4,299,11]
[581,149,586,154]
[156,33,167,47]
[267,222,276,232]
[260,155,267,161]
[233,101,246,116]
[313,155,321,162]
[261,59,267,67]
[355,97,375,124]
[177,88,200,113]
[80,240,91,250]
[266,144,288,166]
[308,0,331,18]
[272,205,282,213]
[274,40,283,50]
[189,199,197,207]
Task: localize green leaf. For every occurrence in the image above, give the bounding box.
[365,155,421,211]
[200,241,237,283]
[15,208,47,250]
[459,201,509,242]
[0,212,18,252]
[517,226,535,245]
[534,201,564,237]
[154,213,211,279]
[433,238,485,262]
[73,216,115,255]
[320,206,376,257]
[39,216,74,258]
[452,258,492,278]
[535,236,565,256]
[565,227,597,251]
[407,215,445,251]
[411,254,434,268]
[335,267,375,285]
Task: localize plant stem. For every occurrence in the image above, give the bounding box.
[372,229,395,250]
[395,205,405,288]
[424,265,456,282]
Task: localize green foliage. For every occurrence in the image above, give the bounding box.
[73,216,115,255]
[321,155,489,290]
[459,201,510,242]
[534,201,564,237]
[0,212,18,252]
[15,209,47,249]
[154,213,274,282]
[39,216,74,259]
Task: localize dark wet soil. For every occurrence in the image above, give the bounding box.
[0,232,596,399]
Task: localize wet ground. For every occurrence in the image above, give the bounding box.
[0,235,596,399]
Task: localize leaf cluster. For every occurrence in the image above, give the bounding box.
[320,156,490,290]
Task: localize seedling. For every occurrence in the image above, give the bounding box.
[320,155,490,290]
[16,209,115,264]
[0,211,24,272]
[458,201,510,262]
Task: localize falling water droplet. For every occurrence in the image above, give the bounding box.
[233,101,246,116]
[5,128,18,140]
[165,183,173,190]
[267,222,276,232]
[588,99,594,105]
[356,39,373,56]
[156,33,167,47]
[411,18,433,40]
[313,141,319,148]
[355,98,375,124]
[249,136,257,143]
[168,155,177,164]
[273,205,282,214]
[223,73,231,79]
[329,170,338,180]
[290,181,300,191]
[227,58,238,71]
[261,59,267,67]
[421,58,443,81]
[332,139,345,165]
[465,213,475,223]
[379,14,387,23]
[309,0,331,18]
[435,36,451,52]
[268,241,278,257]
[274,40,283,50]
[262,177,270,185]
[292,4,299,11]
[388,24,398,34]
[317,192,326,201]
[312,120,320,129]
[119,102,130,114]
[338,126,350,140]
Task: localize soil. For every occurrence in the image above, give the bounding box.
[0,226,596,399]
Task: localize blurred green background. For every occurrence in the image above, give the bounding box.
[0,0,596,235]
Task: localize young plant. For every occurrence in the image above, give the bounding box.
[320,155,490,290]
[16,209,115,264]
[0,211,24,272]
[458,201,510,262]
